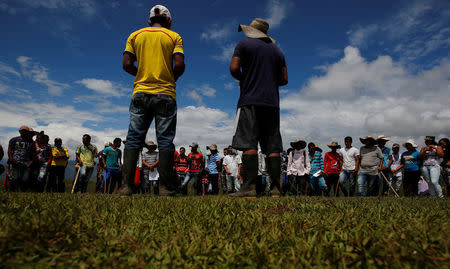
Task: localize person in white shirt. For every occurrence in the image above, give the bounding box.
[390,143,402,195]
[287,139,310,195]
[257,150,268,196]
[338,136,359,196]
[222,146,242,193]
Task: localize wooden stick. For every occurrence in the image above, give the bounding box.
[71,166,81,194]
[380,171,399,197]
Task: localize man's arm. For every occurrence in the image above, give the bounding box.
[279,66,288,86]
[173,54,185,82]
[122,52,137,76]
[230,57,242,81]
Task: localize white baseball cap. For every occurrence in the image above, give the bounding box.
[149,5,171,21]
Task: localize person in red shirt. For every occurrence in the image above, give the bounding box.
[180,143,204,195]
[174,147,188,189]
[324,141,342,196]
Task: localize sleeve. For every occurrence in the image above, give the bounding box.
[65,148,69,159]
[388,148,393,157]
[287,152,293,175]
[8,137,15,149]
[319,154,324,172]
[355,148,360,157]
[173,34,184,55]
[156,152,159,161]
[76,146,81,155]
[232,41,243,58]
[93,146,98,156]
[323,153,329,173]
[377,148,384,160]
[305,152,311,172]
[280,52,287,67]
[124,32,135,55]
[237,155,242,165]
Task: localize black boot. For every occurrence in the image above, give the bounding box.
[158,150,178,196]
[229,154,258,197]
[268,156,282,195]
[118,148,140,196]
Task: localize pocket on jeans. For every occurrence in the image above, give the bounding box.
[130,93,146,114]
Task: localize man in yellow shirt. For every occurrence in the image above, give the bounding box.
[120,4,185,196]
[48,138,69,192]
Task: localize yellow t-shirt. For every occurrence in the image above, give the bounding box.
[51,147,69,166]
[124,27,184,100]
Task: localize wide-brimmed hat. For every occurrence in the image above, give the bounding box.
[145,141,157,149]
[207,144,217,151]
[425,136,435,141]
[376,135,391,141]
[360,136,376,144]
[290,139,306,149]
[238,18,276,43]
[327,141,340,148]
[403,139,418,148]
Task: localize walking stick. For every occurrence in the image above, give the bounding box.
[380,171,399,197]
[71,166,81,194]
[103,169,107,194]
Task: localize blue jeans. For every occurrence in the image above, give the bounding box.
[310,175,326,195]
[103,168,120,194]
[125,93,177,151]
[182,172,201,195]
[421,165,443,197]
[357,173,379,196]
[339,169,356,196]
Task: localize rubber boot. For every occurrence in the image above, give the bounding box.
[118,148,140,196]
[229,154,258,197]
[158,150,178,196]
[268,156,282,195]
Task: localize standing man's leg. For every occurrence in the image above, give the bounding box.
[56,166,66,193]
[339,170,348,197]
[153,95,177,195]
[357,173,367,197]
[120,93,154,196]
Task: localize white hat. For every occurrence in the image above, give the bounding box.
[403,139,418,148]
[149,5,171,20]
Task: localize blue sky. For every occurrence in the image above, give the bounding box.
[0,0,449,156]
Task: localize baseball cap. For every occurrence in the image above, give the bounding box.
[189,142,199,148]
[149,5,171,20]
[19,125,32,132]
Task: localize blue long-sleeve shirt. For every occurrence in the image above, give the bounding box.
[310,151,324,176]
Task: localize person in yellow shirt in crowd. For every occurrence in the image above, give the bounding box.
[47,138,69,192]
[120,4,185,196]
[75,134,98,193]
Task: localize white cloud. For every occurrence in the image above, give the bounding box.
[280,46,450,149]
[201,24,233,41]
[0,0,97,17]
[347,0,450,61]
[0,61,21,78]
[212,44,235,62]
[265,0,293,29]
[187,84,218,104]
[224,81,238,90]
[76,78,125,98]
[16,56,68,95]
[199,84,217,97]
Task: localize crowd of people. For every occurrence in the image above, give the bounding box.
[1,125,449,197]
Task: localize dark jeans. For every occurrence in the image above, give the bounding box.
[104,168,120,194]
[9,164,31,192]
[285,175,309,196]
[182,172,201,195]
[357,173,379,196]
[208,173,219,195]
[125,93,177,151]
[47,165,66,193]
[325,173,340,197]
[403,170,420,197]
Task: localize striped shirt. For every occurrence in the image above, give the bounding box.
[310,151,324,176]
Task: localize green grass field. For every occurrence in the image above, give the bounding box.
[0,193,448,268]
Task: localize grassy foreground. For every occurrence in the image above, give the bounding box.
[0,193,448,268]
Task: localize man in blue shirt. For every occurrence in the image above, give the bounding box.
[103,138,122,193]
[206,144,221,195]
[229,18,288,196]
[377,135,393,196]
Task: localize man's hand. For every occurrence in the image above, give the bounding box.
[173,53,185,82]
[122,52,137,76]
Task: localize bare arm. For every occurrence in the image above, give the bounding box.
[436,146,444,158]
[279,66,288,86]
[173,53,185,82]
[122,52,137,76]
[230,57,242,81]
